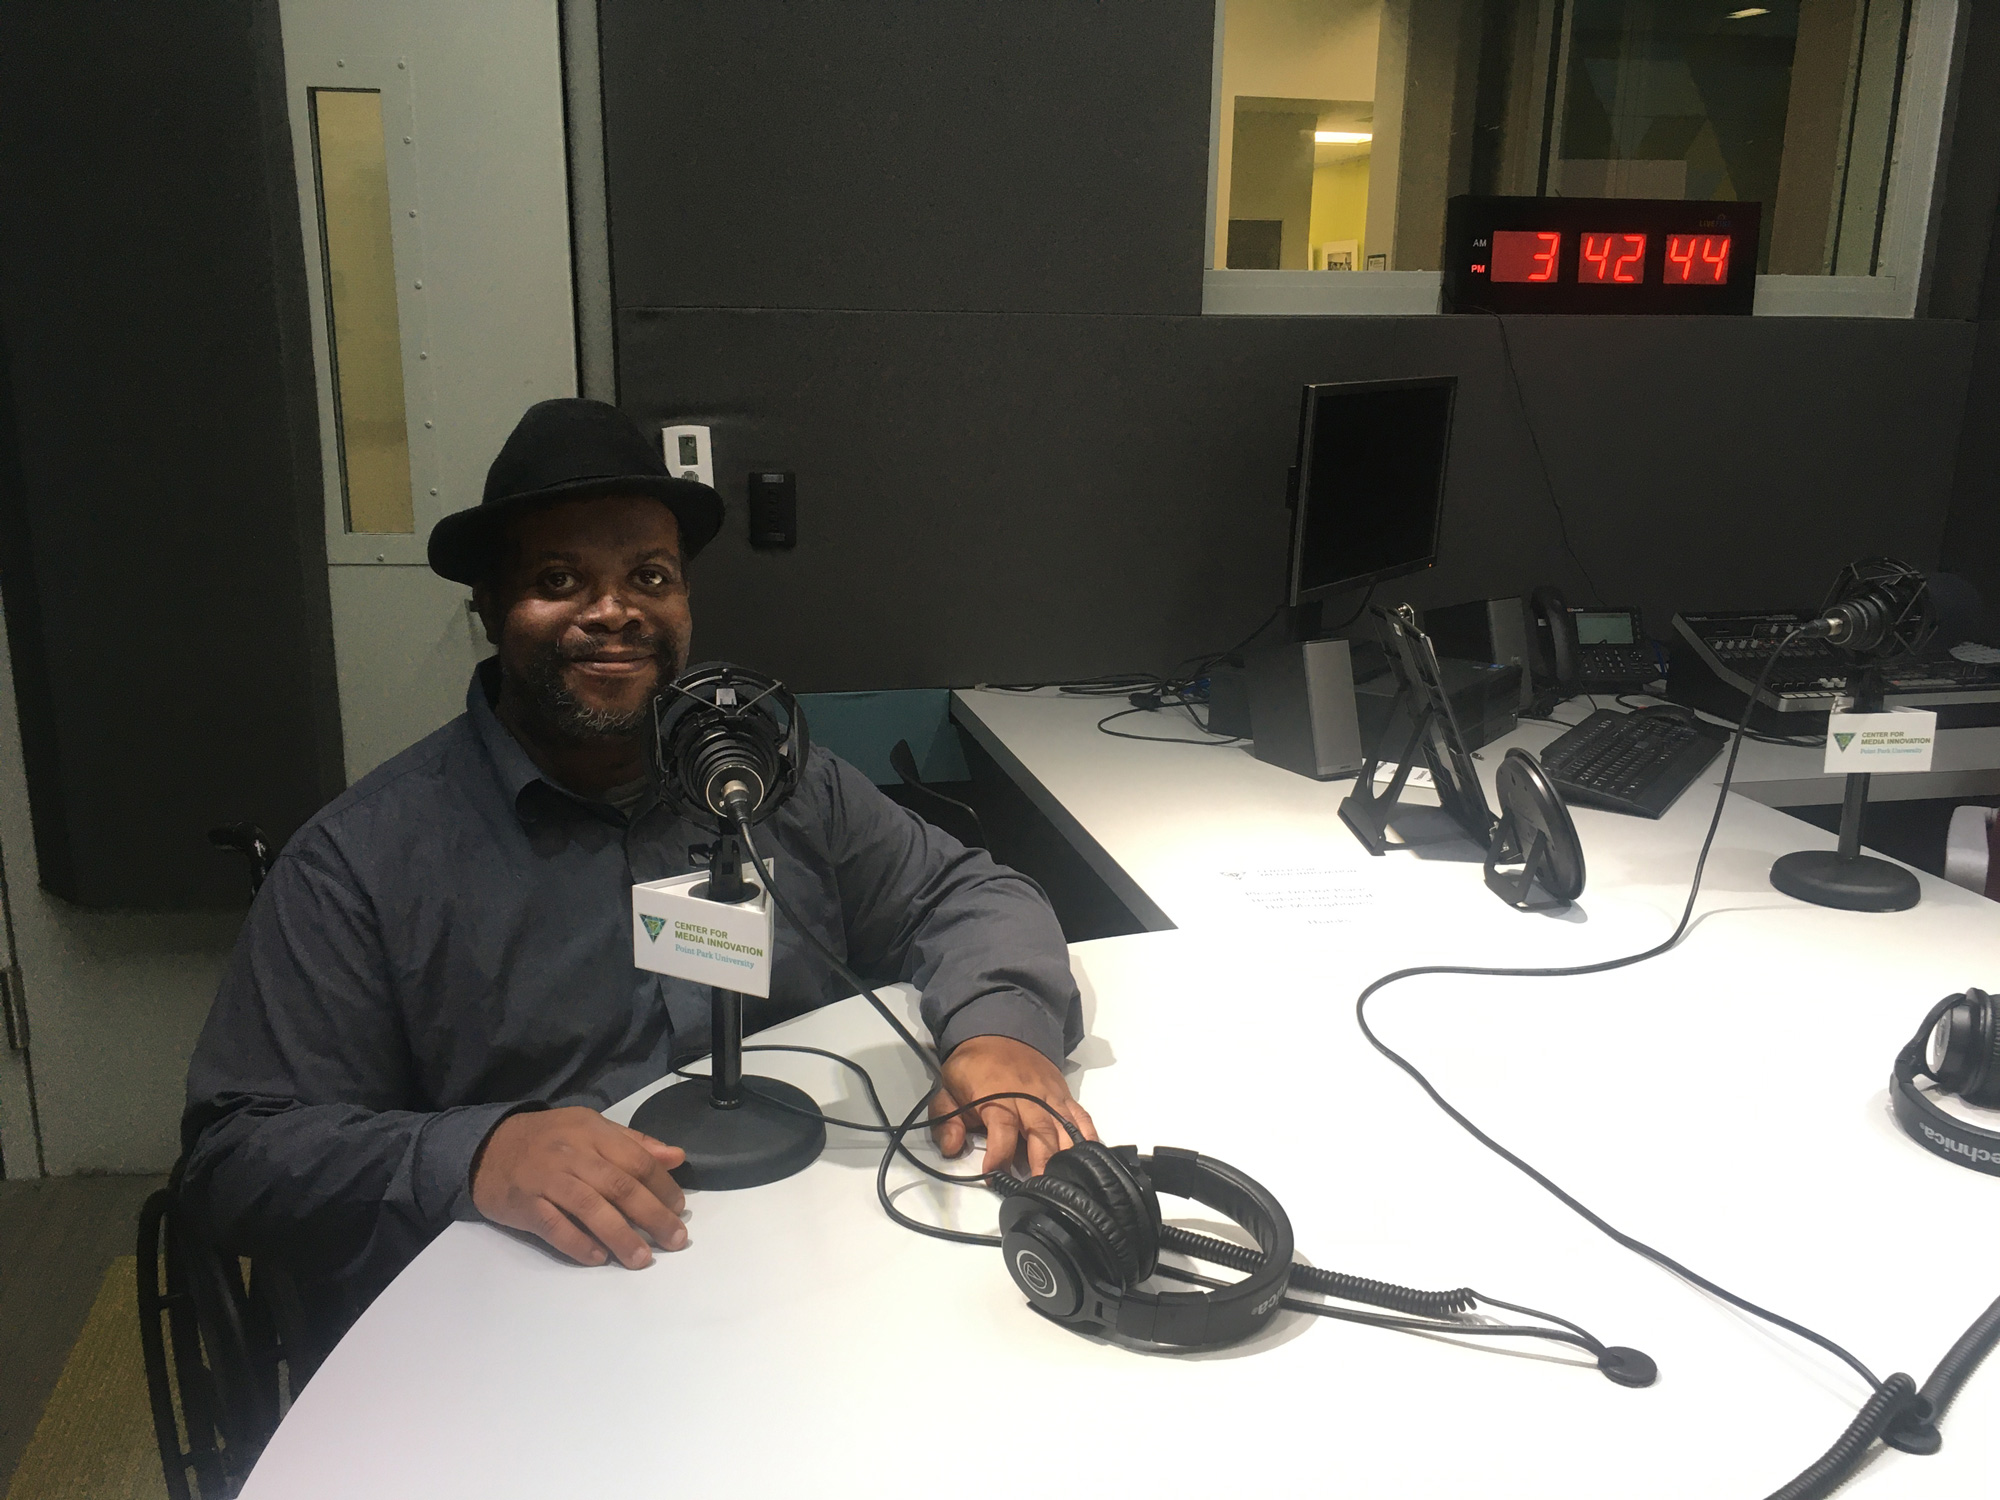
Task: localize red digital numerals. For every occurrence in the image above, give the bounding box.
[1665,234,1731,284]
[1490,230,1561,284]
[1579,233,1646,284]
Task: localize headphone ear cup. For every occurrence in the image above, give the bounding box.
[1018,1175,1141,1286]
[1043,1143,1160,1280]
[1968,989,2000,1109]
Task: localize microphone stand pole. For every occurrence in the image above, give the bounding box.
[1769,665,1921,913]
[629,834,826,1189]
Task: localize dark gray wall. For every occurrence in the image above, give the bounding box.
[0,1,343,908]
[1939,7,2000,610]
[604,0,1987,693]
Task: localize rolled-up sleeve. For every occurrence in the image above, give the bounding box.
[179,842,533,1286]
[813,752,1082,1064]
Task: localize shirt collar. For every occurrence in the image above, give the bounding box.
[468,658,567,822]
[466,658,655,826]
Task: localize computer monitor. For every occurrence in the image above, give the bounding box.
[1287,375,1456,607]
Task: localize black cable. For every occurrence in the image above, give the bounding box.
[1763,1374,1922,1500]
[1915,1293,2000,1429]
[985,673,1165,695]
[1156,1223,1475,1318]
[1489,313,1604,605]
[1613,692,1821,749]
[1353,628,1888,1396]
[1095,703,1245,745]
[667,1047,1065,1190]
[1150,1263,1601,1357]
[733,816,952,1098]
[1324,581,1377,634]
[876,1088,1003,1248]
[729,816,1086,1243]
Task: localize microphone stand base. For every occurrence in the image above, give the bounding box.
[629,1076,826,1191]
[1769,850,1920,913]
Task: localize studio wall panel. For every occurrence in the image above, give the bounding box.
[620,307,1974,692]
[0,1,343,908]
[599,0,1215,315]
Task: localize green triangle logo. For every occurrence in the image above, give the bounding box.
[1834,732,1855,752]
[641,914,666,942]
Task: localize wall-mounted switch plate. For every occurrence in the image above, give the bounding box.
[661,424,714,489]
[747,470,797,549]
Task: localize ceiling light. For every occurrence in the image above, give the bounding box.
[1315,131,1372,144]
[1725,7,1770,17]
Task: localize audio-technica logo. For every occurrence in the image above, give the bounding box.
[1253,1289,1282,1317]
[640,915,666,942]
[1014,1249,1058,1299]
[1920,1122,1998,1165]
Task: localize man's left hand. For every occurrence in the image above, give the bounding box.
[930,1034,1097,1177]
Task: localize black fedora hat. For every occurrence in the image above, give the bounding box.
[427,398,724,585]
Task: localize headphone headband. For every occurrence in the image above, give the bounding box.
[1113,1148,1294,1346]
[1890,994,2000,1177]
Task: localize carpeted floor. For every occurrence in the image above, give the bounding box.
[3,1258,163,1500]
[0,1176,167,1497]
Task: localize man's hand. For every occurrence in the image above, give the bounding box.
[930,1034,1097,1177]
[472,1106,688,1268]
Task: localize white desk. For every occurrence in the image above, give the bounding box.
[241,691,2000,1499]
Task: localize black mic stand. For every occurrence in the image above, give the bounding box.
[628,834,826,1189]
[1769,664,1921,913]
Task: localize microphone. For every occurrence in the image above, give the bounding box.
[1795,558,1937,660]
[651,662,809,831]
[631,661,824,1192]
[1770,558,1940,915]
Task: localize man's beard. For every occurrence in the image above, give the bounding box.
[511,633,684,742]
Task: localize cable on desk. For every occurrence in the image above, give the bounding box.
[1613,692,1821,748]
[1353,629,1890,1395]
[1150,1263,1603,1359]
[1096,701,1244,745]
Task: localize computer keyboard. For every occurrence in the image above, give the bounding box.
[1538,708,1726,819]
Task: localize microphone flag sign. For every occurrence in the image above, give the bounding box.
[633,861,776,997]
[1823,709,1937,775]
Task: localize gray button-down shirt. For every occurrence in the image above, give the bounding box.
[181,662,1080,1294]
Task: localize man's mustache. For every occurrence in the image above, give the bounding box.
[556,635,672,663]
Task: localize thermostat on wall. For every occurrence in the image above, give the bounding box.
[661,424,714,488]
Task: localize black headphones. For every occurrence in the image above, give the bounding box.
[1891,988,2000,1176]
[998,1142,1294,1349]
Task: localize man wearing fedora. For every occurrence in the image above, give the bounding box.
[182,398,1093,1323]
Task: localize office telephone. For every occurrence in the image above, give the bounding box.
[1528,586,1661,706]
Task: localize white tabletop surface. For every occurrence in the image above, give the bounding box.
[242,690,2000,1499]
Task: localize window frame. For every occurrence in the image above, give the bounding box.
[1200,0,1962,319]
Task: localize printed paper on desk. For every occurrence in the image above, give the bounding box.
[1370,762,1435,789]
[1214,864,1378,929]
[1823,710,1937,775]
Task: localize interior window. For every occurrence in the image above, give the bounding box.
[1215,0,1918,278]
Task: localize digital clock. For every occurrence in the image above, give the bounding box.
[1443,196,1760,316]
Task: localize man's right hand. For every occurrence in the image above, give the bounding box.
[472,1106,688,1268]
